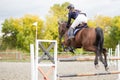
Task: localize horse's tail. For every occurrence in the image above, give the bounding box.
[95,27,104,53]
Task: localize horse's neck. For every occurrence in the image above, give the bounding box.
[66,28,68,31]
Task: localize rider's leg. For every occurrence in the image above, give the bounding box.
[68,14,88,39]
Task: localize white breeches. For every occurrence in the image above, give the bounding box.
[70,14,88,29]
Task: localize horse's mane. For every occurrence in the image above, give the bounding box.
[61,20,67,24]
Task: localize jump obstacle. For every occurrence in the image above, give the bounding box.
[30,40,57,80]
[30,40,120,80]
[58,44,120,79]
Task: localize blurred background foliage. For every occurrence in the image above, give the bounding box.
[0,2,120,54]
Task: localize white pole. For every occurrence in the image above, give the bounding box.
[110,48,113,64]
[115,47,117,66]
[30,44,35,80]
[108,48,111,66]
[35,40,38,80]
[117,44,120,80]
[54,41,57,80]
[33,22,38,40]
[33,22,38,80]
[36,25,37,40]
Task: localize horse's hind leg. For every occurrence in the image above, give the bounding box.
[83,46,99,69]
[99,50,109,71]
[99,53,105,67]
[102,48,109,71]
[94,50,99,69]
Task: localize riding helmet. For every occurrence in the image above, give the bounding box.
[67,4,74,9]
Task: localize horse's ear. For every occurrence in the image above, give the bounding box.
[58,20,61,25]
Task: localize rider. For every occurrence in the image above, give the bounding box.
[66,4,88,39]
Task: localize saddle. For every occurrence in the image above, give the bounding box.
[73,23,88,35]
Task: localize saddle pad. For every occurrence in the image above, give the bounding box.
[73,25,88,35]
[73,27,82,35]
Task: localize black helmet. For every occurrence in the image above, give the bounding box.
[67,4,74,9]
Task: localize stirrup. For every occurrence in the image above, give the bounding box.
[69,36,74,39]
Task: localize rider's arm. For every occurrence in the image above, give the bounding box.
[80,12,87,16]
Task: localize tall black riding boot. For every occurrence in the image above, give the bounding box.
[67,27,74,45]
[68,27,74,39]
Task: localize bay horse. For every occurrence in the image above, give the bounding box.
[58,21,108,71]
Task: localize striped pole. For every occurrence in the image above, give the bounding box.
[58,57,120,62]
[59,71,120,78]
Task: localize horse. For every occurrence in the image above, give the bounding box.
[58,21,109,71]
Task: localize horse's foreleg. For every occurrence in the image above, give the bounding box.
[59,36,62,46]
[61,42,67,52]
[68,47,75,54]
[61,42,65,51]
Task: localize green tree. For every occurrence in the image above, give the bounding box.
[1,14,44,52]
[2,18,18,49]
[49,2,69,20]
[106,16,120,49]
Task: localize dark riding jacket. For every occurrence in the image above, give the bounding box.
[66,10,86,28]
[66,10,80,28]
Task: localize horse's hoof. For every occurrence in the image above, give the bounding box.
[105,67,109,71]
[70,50,75,54]
[64,49,67,52]
[95,64,99,69]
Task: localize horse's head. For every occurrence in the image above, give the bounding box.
[58,20,68,43]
